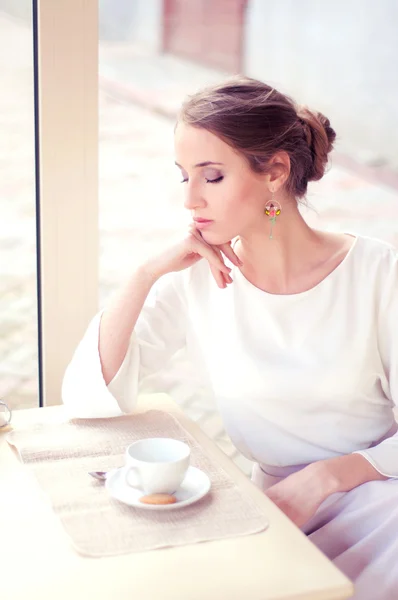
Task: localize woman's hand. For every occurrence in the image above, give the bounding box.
[265,462,338,529]
[143,223,242,288]
[266,454,387,529]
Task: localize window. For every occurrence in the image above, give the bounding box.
[0,5,38,410]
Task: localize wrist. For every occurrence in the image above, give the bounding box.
[319,454,387,495]
[306,460,342,500]
[137,262,163,286]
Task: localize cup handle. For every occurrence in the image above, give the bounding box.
[0,401,11,427]
[124,465,142,489]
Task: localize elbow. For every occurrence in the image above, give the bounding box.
[61,362,124,419]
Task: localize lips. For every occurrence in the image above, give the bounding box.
[193,218,213,230]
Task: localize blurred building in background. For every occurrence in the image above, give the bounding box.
[3,0,398,168]
[99,0,398,170]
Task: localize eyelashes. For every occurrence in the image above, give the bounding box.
[180,176,224,184]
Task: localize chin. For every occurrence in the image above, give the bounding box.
[200,231,231,246]
[199,227,237,246]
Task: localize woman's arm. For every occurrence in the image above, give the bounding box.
[351,246,398,478]
[99,266,157,385]
[100,229,240,385]
[62,267,188,418]
[320,453,387,493]
[62,230,239,418]
[265,454,387,529]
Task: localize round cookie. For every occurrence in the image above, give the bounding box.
[139,493,177,505]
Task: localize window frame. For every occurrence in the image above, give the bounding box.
[34,0,99,406]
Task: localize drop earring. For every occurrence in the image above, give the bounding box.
[264,192,281,240]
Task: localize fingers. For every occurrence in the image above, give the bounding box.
[189,224,242,267]
[189,224,238,289]
[209,264,228,288]
[224,272,233,285]
[190,234,230,274]
[188,228,232,289]
[211,267,233,289]
[214,247,234,286]
[210,257,233,289]
[209,247,233,289]
[218,241,243,267]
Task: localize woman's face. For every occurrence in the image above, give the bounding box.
[174,123,270,245]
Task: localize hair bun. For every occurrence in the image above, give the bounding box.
[297,106,336,182]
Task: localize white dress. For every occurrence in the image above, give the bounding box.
[63,235,398,599]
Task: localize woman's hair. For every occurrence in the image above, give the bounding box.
[178,76,336,199]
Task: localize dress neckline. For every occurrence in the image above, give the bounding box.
[233,233,360,299]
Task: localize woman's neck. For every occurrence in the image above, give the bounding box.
[235,203,349,295]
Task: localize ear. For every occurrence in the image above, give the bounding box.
[264,151,290,190]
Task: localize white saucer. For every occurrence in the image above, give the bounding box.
[105,466,211,511]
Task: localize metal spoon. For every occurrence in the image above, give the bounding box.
[89,470,112,481]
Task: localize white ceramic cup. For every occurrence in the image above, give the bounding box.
[124,437,191,495]
[0,401,11,428]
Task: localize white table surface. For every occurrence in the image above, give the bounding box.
[0,394,354,600]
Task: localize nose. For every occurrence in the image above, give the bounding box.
[183,183,206,211]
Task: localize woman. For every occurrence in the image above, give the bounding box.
[63,77,398,599]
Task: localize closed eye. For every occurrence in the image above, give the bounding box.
[180,176,224,184]
[206,176,224,184]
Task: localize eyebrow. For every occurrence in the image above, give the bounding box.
[175,161,224,169]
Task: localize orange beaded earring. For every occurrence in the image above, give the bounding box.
[264,191,281,240]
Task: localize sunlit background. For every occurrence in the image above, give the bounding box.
[1,0,397,474]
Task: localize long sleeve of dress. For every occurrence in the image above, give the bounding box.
[62,271,188,418]
[353,247,398,477]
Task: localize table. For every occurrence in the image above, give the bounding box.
[0,394,354,600]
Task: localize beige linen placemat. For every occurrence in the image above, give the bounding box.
[7,410,269,557]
